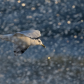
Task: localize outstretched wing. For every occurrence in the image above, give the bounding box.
[13,44,29,56]
[17,30,41,39]
[0,34,13,41]
[0,30,41,41]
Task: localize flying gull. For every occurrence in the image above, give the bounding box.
[0,30,46,56]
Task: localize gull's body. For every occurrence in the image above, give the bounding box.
[0,30,45,56]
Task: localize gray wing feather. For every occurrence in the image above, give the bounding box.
[0,30,41,39]
[13,44,28,56]
[0,34,13,41]
[17,30,41,38]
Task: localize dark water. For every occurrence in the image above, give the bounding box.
[0,0,84,84]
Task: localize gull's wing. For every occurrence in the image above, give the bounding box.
[0,34,13,41]
[13,44,29,56]
[17,30,41,39]
[0,30,41,41]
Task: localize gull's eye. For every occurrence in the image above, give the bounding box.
[38,40,40,42]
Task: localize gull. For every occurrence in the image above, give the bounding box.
[0,30,46,56]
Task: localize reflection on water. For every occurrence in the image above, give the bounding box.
[0,55,84,84]
[0,0,84,83]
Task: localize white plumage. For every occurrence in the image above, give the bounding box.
[0,30,45,56]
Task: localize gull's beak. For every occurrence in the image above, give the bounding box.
[42,44,46,48]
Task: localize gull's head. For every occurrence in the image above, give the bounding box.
[37,39,46,48]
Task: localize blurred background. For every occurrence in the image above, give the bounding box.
[0,0,84,84]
